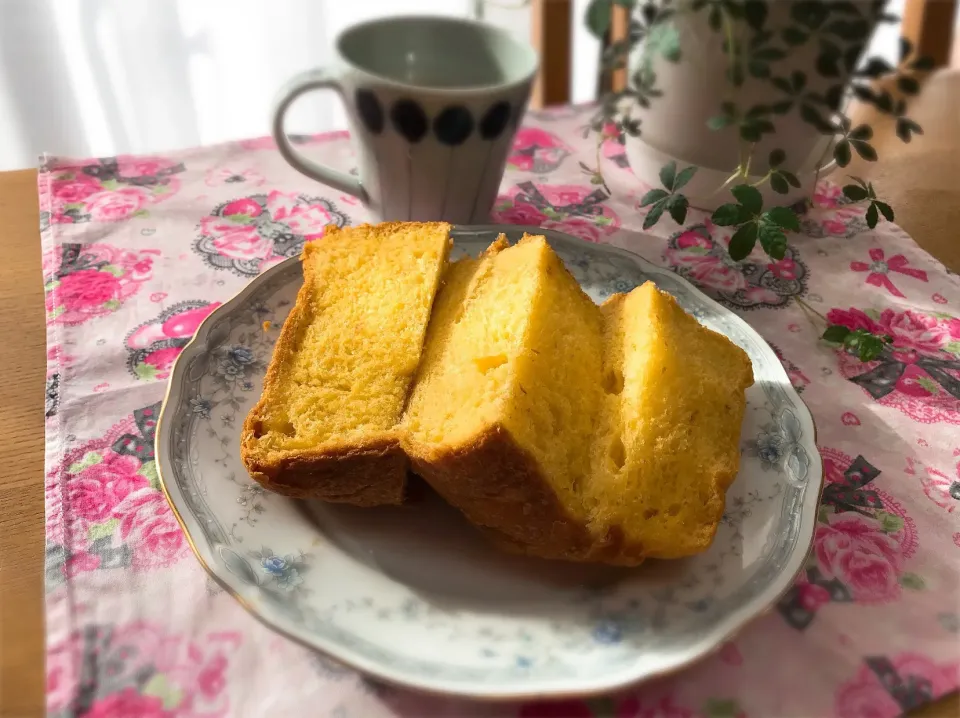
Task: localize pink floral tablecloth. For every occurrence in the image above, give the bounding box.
[41,106,960,718]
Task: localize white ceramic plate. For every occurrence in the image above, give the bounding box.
[157,225,822,700]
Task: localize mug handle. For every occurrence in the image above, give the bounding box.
[271,69,369,204]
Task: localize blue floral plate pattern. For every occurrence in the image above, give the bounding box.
[157,225,823,699]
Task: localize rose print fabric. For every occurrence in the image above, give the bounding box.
[41,114,959,717]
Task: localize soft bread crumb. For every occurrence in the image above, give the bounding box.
[240,222,451,504]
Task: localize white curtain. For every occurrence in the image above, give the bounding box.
[0,0,605,170]
[0,0,908,171]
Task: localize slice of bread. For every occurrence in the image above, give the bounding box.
[241,221,451,505]
[402,234,607,560]
[586,283,755,560]
[403,236,752,564]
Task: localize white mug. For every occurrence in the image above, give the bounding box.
[271,16,538,224]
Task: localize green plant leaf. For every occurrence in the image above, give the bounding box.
[708,5,722,31]
[728,64,745,87]
[822,325,851,343]
[666,194,689,225]
[849,125,873,141]
[899,573,926,591]
[754,47,786,62]
[899,36,913,63]
[817,51,841,78]
[792,0,828,29]
[712,203,750,226]
[897,75,920,95]
[643,199,667,230]
[823,84,844,110]
[875,90,895,113]
[743,0,767,30]
[832,1,861,14]
[770,173,789,194]
[851,140,877,161]
[859,57,893,78]
[758,223,787,259]
[896,117,923,143]
[771,100,793,115]
[586,0,613,38]
[772,76,793,94]
[843,184,869,201]
[639,188,669,207]
[875,201,894,222]
[834,140,852,167]
[876,511,905,534]
[708,114,735,130]
[826,18,870,41]
[782,171,801,188]
[782,26,808,45]
[769,149,786,167]
[728,223,759,260]
[740,124,761,142]
[659,161,677,191]
[673,166,697,190]
[748,60,770,79]
[765,206,801,232]
[749,29,774,50]
[850,331,885,361]
[866,202,879,229]
[731,184,763,214]
[657,24,682,62]
[800,103,833,133]
[857,340,879,362]
[88,518,120,542]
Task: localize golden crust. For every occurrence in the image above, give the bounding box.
[240,433,407,505]
[404,424,642,565]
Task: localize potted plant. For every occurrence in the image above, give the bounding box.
[585,0,932,358]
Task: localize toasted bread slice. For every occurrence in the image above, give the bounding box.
[586,282,754,558]
[402,234,607,559]
[241,221,451,505]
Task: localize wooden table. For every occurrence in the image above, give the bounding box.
[2,73,959,718]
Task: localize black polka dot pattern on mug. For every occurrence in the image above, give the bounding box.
[391,100,429,143]
[356,91,519,145]
[434,106,474,146]
[355,90,384,135]
[480,101,512,140]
